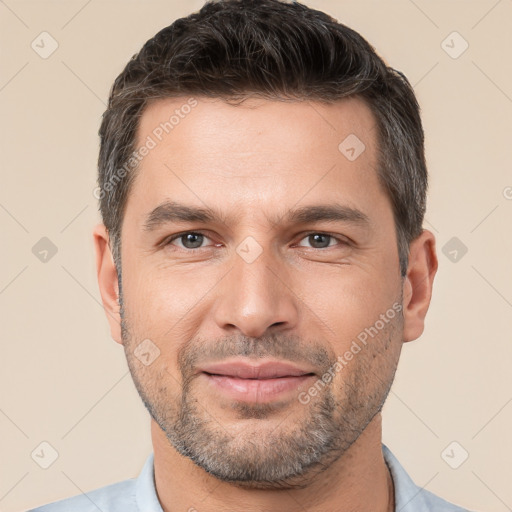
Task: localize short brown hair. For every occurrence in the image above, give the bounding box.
[98,0,427,277]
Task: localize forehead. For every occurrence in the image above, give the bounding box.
[126,95,386,228]
[137,95,378,164]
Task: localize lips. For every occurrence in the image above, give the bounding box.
[199,359,316,403]
[200,360,315,379]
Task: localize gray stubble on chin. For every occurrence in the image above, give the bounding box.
[121,309,402,487]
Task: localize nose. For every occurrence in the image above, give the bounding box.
[212,244,300,339]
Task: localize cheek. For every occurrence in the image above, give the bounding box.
[122,259,218,340]
[302,265,397,348]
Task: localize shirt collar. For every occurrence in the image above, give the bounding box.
[382,443,431,511]
[135,452,164,512]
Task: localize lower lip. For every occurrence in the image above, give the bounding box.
[203,373,315,402]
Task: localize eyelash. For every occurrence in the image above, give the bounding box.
[164,231,349,251]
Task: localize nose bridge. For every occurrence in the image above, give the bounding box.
[213,237,299,338]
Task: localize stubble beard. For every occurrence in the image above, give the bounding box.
[120,300,402,489]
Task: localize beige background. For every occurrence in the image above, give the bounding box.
[1,1,511,511]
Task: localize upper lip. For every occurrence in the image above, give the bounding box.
[200,359,316,379]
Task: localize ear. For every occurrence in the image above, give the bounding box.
[93,224,122,344]
[401,229,438,343]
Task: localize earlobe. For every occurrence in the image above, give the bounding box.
[93,224,123,344]
[401,229,438,343]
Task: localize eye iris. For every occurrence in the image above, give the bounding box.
[309,234,330,248]
[182,233,203,249]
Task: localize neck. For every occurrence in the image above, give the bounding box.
[152,413,394,512]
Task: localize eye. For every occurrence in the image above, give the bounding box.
[296,232,347,249]
[164,231,348,252]
[166,231,214,250]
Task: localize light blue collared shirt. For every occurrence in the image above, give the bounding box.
[28,444,475,511]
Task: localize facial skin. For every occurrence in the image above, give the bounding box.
[94,96,438,512]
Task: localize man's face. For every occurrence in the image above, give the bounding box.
[118,96,405,487]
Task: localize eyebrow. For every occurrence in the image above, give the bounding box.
[143,200,371,232]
